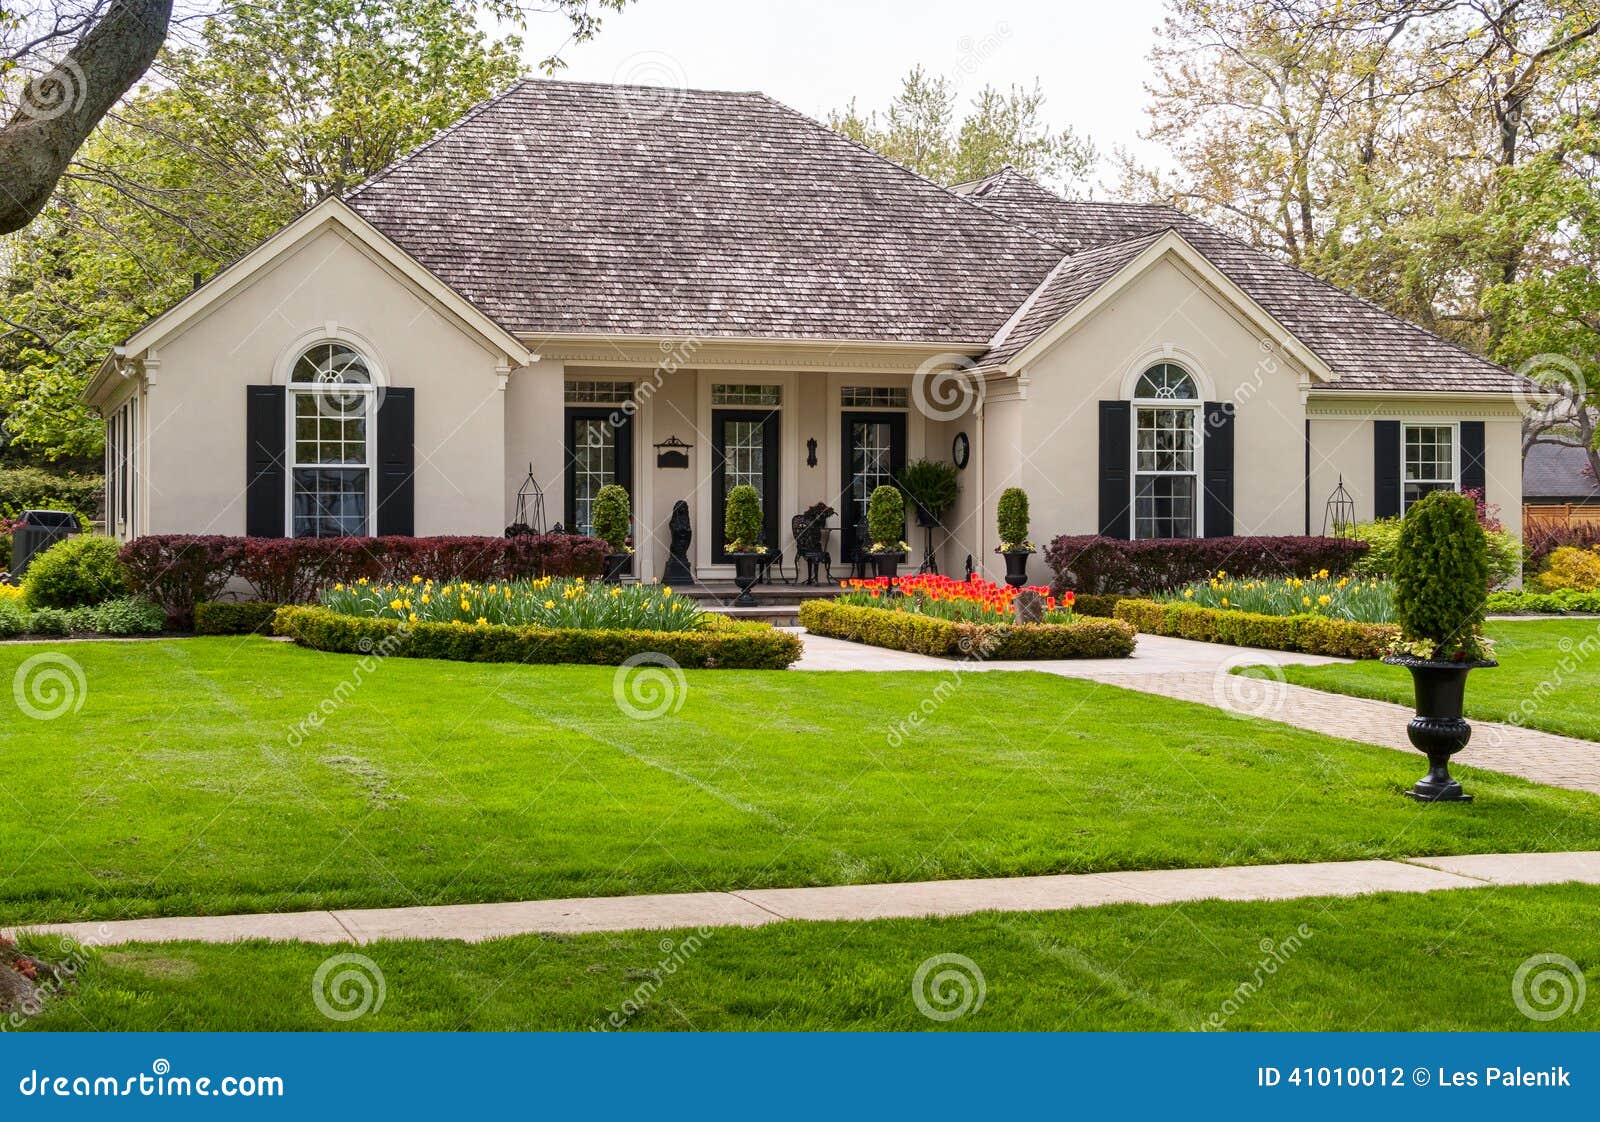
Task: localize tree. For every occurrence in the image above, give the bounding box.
[0,0,633,236]
[830,66,1096,194]
[0,0,529,458]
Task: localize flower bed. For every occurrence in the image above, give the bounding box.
[1485,588,1600,615]
[1113,598,1396,659]
[1045,534,1369,596]
[1155,572,1394,623]
[322,575,702,631]
[837,573,1073,623]
[274,605,801,669]
[800,599,1136,660]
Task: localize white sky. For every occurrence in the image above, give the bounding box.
[521,0,1173,180]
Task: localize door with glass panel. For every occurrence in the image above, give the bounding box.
[840,411,906,564]
[711,409,780,564]
[563,408,633,537]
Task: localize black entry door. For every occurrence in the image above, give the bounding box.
[564,407,633,536]
[711,408,780,563]
[841,411,907,562]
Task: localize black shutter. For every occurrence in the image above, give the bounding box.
[376,388,414,537]
[1203,401,1235,537]
[1374,419,1401,519]
[246,385,286,537]
[1098,401,1131,539]
[1460,421,1486,496]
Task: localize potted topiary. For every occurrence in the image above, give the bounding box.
[1381,490,1496,802]
[724,483,766,607]
[898,459,960,527]
[994,487,1034,588]
[865,484,909,582]
[591,484,633,583]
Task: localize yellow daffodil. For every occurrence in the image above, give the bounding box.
[610,587,621,597]
[476,616,487,627]
[544,600,555,610]
[460,598,471,612]
[356,577,369,585]
[334,583,344,592]
[408,612,418,623]
[1318,594,1331,606]
[1183,588,1194,598]
[389,598,403,611]
[412,575,423,584]
[662,587,673,597]
[1220,597,1229,607]
[1302,596,1312,607]
[421,594,430,604]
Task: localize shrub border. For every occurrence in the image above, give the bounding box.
[1486,589,1600,615]
[273,605,802,669]
[799,599,1136,660]
[1113,598,1396,659]
[195,601,283,636]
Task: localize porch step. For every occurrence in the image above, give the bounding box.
[676,580,843,605]
[702,604,803,627]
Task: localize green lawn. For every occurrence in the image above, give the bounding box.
[2,637,1597,925]
[1273,618,1600,742]
[19,885,1599,1031]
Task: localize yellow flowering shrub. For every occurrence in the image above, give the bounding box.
[1534,546,1600,592]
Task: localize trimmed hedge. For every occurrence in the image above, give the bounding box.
[1113,598,1396,659]
[1070,593,1124,618]
[1485,588,1600,615]
[195,601,283,635]
[1046,535,1369,596]
[274,605,802,669]
[799,599,1137,660]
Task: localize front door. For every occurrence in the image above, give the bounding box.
[841,411,907,563]
[711,409,780,563]
[564,407,633,537]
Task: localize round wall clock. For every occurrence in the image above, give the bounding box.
[952,431,970,469]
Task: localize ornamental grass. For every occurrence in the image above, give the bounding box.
[837,573,1076,623]
[321,575,704,631]
[1155,569,1394,624]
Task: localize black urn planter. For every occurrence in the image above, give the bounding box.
[1000,550,1034,589]
[1382,655,1497,802]
[872,551,906,584]
[730,553,761,607]
[603,551,632,584]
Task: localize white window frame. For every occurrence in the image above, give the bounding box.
[1129,365,1203,540]
[1400,421,1459,514]
[285,343,378,538]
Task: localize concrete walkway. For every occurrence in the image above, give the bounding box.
[10,852,1596,947]
[791,631,1600,795]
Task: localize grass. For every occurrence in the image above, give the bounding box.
[17,885,1599,1031]
[1271,618,1600,742]
[2,637,1597,925]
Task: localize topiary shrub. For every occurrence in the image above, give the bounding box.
[591,484,632,552]
[1392,490,1490,661]
[898,459,959,523]
[91,597,166,636]
[724,484,764,552]
[23,536,128,610]
[866,485,905,552]
[997,487,1031,552]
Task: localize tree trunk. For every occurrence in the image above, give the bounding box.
[0,0,174,235]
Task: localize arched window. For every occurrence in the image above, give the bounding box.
[288,342,376,537]
[1132,363,1199,539]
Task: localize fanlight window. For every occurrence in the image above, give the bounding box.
[291,342,372,386]
[1134,363,1197,401]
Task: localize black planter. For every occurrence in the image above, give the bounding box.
[914,504,939,528]
[1000,550,1033,589]
[603,551,632,584]
[730,553,761,607]
[1382,655,1497,802]
[872,551,905,583]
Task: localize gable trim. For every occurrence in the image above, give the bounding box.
[1000,229,1338,383]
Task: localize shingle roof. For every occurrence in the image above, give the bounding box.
[1524,442,1600,501]
[342,81,1521,394]
[955,167,1523,393]
[345,80,1065,342]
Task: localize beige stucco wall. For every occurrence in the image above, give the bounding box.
[138,223,509,536]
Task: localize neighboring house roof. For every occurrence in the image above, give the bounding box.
[343,80,1066,343]
[1524,442,1600,502]
[953,166,1524,394]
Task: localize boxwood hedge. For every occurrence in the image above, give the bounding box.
[799,599,1136,660]
[1113,598,1396,659]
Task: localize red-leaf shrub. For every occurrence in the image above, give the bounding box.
[127,533,607,615]
[120,535,247,627]
[1045,534,1370,596]
[1522,521,1600,577]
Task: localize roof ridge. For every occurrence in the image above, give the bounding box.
[344,78,533,202]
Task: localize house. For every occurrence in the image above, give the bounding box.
[85,79,1527,585]
[1524,441,1600,528]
